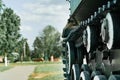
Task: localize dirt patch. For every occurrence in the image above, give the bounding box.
[30,72,62,79]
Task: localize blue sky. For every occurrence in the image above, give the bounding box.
[3,0,69,49]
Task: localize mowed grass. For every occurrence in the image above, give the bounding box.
[0,65,13,72]
[0,61,65,80]
[28,62,64,80]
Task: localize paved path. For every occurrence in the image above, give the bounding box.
[0,65,36,80]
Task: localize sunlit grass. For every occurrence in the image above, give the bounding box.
[10,61,62,66]
[0,65,13,72]
[28,62,64,80]
[0,61,64,80]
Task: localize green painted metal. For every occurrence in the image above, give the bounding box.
[70,0,82,15]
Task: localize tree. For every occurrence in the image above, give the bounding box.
[16,38,27,62]
[33,25,62,61]
[33,37,44,59]
[25,41,31,61]
[0,0,5,56]
[0,0,5,12]
[0,8,21,66]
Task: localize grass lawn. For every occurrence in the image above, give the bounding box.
[28,62,64,80]
[0,64,13,72]
[0,61,65,80]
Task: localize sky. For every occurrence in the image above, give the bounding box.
[3,0,70,49]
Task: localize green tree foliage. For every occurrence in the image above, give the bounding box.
[0,7,21,66]
[33,25,62,60]
[0,0,5,12]
[0,8,21,54]
[16,38,29,62]
[0,1,31,63]
[25,41,31,60]
[33,37,44,58]
[17,38,24,57]
[0,0,5,56]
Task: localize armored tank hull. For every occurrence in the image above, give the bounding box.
[62,0,120,80]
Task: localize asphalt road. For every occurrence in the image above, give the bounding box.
[0,65,36,80]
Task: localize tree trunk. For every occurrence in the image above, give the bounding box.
[4,54,8,66]
[21,55,23,63]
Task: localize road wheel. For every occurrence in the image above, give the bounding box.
[77,46,84,68]
[83,25,99,53]
[79,71,90,80]
[81,64,90,72]
[91,71,101,79]
[71,64,80,80]
[66,42,76,74]
[108,75,120,80]
[101,12,120,49]
[93,75,107,80]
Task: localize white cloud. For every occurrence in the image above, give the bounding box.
[19,2,69,27]
[4,0,70,49]
[23,2,69,16]
[20,25,33,32]
[19,12,42,23]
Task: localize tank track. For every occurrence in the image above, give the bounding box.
[62,0,120,80]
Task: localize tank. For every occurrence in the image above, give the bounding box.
[62,0,120,80]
